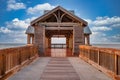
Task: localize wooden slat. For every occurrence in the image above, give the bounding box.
[0,45,38,79]
[79,45,120,80]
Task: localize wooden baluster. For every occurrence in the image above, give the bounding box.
[98,49,100,65]
[2,52,6,75]
[114,50,117,75]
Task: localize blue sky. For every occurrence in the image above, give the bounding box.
[0,0,120,44]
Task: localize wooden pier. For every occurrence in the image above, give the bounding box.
[0,45,120,80]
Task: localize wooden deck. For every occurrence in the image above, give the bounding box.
[40,58,80,80]
[8,57,112,80]
[7,48,112,80]
[1,47,118,80]
[45,48,73,57]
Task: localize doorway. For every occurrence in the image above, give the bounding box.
[45,30,73,57]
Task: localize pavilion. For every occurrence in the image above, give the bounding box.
[26,6,92,56]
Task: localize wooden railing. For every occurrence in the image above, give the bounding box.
[0,45,38,79]
[79,45,120,80]
[51,44,66,48]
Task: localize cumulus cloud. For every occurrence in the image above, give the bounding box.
[27,3,55,15]
[6,18,29,29]
[91,26,112,31]
[7,0,26,11]
[0,27,12,33]
[85,16,120,43]
[0,3,56,43]
[88,16,120,26]
[0,17,36,43]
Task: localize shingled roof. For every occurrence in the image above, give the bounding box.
[84,26,92,34]
[25,26,34,34]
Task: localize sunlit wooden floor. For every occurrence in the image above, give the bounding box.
[51,49,66,57]
[45,48,73,57]
[8,57,112,80]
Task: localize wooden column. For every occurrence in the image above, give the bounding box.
[85,34,90,45]
[66,37,69,48]
[69,35,73,49]
[34,24,45,56]
[87,35,90,45]
[73,25,84,55]
[27,34,30,44]
[48,37,51,48]
[32,35,34,44]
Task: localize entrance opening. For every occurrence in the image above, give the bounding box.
[45,30,73,57]
[51,37,66,48]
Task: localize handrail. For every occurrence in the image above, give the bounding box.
[79,45,120,80]
[51,44,66,48]
[0,45,38,79]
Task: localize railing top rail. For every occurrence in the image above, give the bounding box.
[0,45,36,54]
[79,45,120,56]
[51,44,66,45]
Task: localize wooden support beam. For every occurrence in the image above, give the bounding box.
[39,22,79,27]
[45,27,73,30]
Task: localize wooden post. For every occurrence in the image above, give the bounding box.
[98,49,100,65]
[34,24,45,56]
[73,25,84,55]
[66,37,69,48]
[114,51,117,75]
[32,35,34,44]
[2,53,6,75]
[27,34,30,44]
[48,37,51,48]
[87,35,90,45]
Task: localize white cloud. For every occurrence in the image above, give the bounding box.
[85,16,120,43]
[0,27,12,33]
[7,0,26,11]
[27,3,55,15]
[5,17,36,29]
[91,26,112,31]
[0,17,37,43]
[6,18,29,29]
[93,16,120,26]
[91,32,109,43]
[111,23,120,28]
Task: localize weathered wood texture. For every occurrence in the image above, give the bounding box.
[0,45,38,79]
[34,25,45,56]
[79,45,120,80]
[74,25,84,55]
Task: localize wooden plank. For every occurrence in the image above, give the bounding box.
[45,26,73,30]
[39,22,79,26]
[40,58,80,80]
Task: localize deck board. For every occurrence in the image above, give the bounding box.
[40,58,80,80]
[8,57,112,80]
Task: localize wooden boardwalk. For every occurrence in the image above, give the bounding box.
[40,58,80,80]
[8,57,112,80]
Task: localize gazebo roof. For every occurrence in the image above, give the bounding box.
[25,26,34,34]
[84,26,92,34]
[31,6,88,26]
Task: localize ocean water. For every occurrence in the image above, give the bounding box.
[0,43,26,49]
[0,43,120,49]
